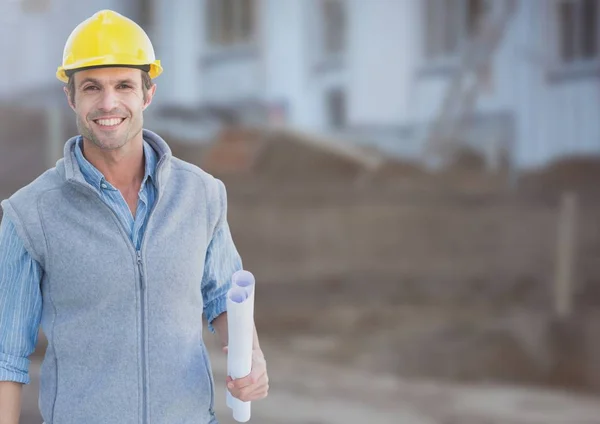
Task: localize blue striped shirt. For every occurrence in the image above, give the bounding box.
[73,138,157,250]
[0,138,234,383]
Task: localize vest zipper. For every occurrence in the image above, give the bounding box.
[69,154,166,424]
[136,250,147,424]
[136,156,165,424]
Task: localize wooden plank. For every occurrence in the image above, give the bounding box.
[555,191,578,318]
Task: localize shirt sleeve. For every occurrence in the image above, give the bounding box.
[0,214,43,384]
[200,181,243,333]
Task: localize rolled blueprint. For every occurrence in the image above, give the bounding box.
[226,270,256,422]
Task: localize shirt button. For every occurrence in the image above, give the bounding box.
[101,183,108,189]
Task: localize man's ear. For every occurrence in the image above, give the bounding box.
[64,86,75,111]
[143,84,157,111]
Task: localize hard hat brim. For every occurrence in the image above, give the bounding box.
[56,58,162,83]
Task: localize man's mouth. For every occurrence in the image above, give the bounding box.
[93,118,126,128]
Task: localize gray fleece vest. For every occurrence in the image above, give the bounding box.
[1,130,227,424]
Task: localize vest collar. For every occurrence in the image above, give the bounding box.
[58,129,173,189]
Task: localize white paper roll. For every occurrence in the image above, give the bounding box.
[226,270,256,422]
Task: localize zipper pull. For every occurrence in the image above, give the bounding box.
[136,251,144,290]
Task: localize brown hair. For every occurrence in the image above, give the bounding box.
[67,70,154,106]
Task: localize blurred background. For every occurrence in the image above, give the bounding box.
[2,0,600,423]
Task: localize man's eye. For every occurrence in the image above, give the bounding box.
[83,86,99,91]
[117,84,132,89]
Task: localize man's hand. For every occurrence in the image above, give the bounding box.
[223,347,269,402]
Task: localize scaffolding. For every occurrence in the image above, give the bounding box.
[422,0,518,169]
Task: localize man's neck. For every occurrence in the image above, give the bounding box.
[81,137,145,191]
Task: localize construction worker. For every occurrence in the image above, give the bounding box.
[0,9,268,424]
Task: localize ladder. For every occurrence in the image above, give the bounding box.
[423,0,518,168]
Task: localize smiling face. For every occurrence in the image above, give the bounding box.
[65,67,155,151]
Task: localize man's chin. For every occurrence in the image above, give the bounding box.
[88,135,129,151]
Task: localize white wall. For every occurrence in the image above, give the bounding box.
[152,0,203,107]
[262,0,313,127]
[343,0,600,170]
[504,0,545,170]
[507,0,600,169]
[11,0,596,170]
[266,0,420,132]
[532,0,600,167]
[0,1,59,96]
[347,0,419,127]
[198,0,263,104]
[154,0,270,107]
[0,0,135,98]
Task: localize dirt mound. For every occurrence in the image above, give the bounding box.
[520,156,600,194]
[198,126,387,183]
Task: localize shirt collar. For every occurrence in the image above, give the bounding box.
[141,139,158,187]
[73,137,158,193]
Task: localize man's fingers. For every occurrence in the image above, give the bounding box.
[227,372,269,391]
[227,371,257,390]
[227,371,268,391]
[245,373,269,396]
[226,348,268,401]
[236,387,268,402]
[229,360,267,387]
[245,384,269,401]
[230,373,269,402]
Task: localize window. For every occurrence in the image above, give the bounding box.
[557,0,599,63]
[424,0,491,60]
[325,87,346,129]
[20,0,51,13]
[206,0,256,47]
[321,0,346,57]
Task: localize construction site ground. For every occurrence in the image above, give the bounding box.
[19,338,600,424]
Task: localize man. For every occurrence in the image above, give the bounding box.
[0,9,268,424]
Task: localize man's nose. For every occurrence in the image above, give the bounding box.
[97,88,119,112]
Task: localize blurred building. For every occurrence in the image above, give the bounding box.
[0,0,598,171]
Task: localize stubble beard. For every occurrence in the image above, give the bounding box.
[76,113,143,151]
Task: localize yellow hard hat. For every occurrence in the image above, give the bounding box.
[56,9,163,83]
